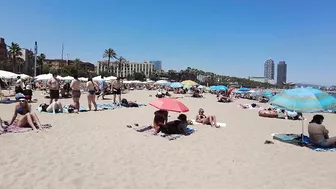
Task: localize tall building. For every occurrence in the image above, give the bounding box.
[97,61,154,77]
[18,48,34,75]
[264,59,275,80]
[150,60,162,71]
[0,38,7,63]
[277,61,287,86]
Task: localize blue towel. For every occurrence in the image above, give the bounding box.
[186,127,195,135]
[0,99,16,104]
[273,134,336,152]
[97,103,120,109]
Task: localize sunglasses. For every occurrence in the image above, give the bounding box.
[19,99,27,103]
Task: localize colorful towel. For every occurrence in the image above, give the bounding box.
[134,125,194,141]
[272,133,336,152]
[0,121,52,135]
[190,120,226,127]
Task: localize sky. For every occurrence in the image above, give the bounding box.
[1,0,336,86]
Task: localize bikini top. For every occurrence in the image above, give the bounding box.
[17,107,25,115]
[200,115,206,119]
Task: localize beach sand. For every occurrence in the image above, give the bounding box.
[1,90,336,189]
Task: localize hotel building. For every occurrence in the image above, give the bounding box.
[97,61,154,77]
[44,59,95,72]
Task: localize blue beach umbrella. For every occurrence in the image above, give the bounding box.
[269,88,336,141]
[170,82,183,88]
[209,86,217,90]
[214,85,228,91]
[239,87,250,91]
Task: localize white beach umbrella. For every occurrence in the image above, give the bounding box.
[19,74,32,79]
[155,80,169,85]
[35,73,63,81]
[78,77,88,82]
[93,75,103,81]
[105,76,117,81]
[62,76,74,80]
[123,80,132,84]
[0,70,18,79]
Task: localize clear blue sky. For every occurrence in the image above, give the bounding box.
[1,0,335,85]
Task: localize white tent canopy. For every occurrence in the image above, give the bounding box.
[62,76,74,80]
[35,73,63,81]
[0,70,18,79]
[78,77,88,82]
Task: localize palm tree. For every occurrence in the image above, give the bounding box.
[74,58,80,69]
[116,56,127,78]
[8,42,22,73]
[103,48,117,74]
[37,53,46,74]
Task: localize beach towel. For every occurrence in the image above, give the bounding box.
[272,133,336,152]
[0,99,16,104]
[190,120,226,127]
[63,106,88,113]
[96,103,120,110]
[0,121,52,135]
[134,125,195,141]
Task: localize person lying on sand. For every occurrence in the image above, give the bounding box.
[239,103,260,109]
[196,108,220,128]
[9,97,43,131]
[156,114,193,135]
[39,100,63,114]
[308,114,336,147]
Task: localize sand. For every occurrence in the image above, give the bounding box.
[0,90,336,189]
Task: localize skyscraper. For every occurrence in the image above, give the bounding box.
[264,59,274,80]
[277,61,287,86]
[150,60,162,71]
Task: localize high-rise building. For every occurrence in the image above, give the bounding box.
[18,48,34,75]
[264,59,275,80]
[0,38,7,63]
[277,61,287,86]
[150,60,162,71]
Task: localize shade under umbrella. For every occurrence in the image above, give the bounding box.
[269,88,336,142]
[149,98,189,113]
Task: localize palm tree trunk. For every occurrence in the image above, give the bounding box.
[12,56,16,73]
[107,57,110,73]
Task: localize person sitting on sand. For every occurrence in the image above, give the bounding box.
[23,85,33,102]
[154,110,168,124]
[9,97,43,131]
[158,114,192,135]
[308,114,336,147]
[287,111,303,120]
[196,108,219,128]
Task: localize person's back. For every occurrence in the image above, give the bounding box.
[308,122,327,144]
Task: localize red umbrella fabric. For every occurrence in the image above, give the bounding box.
[149,98,189,113]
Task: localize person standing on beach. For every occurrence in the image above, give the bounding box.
[86,77,98,111]
[97,76,107,100]
[48,73,60,104]
[111,77,122,104]
[70,74,82,110]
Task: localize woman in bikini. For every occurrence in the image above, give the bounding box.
[70,74,82,110]
[9,97,43,131]
[308,114,336,147]
[86,77,98,111]
[196,108,219,128]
